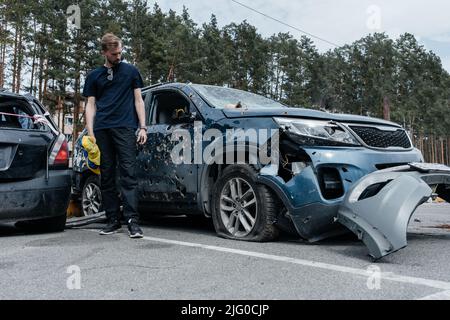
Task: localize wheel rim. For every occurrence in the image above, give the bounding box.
[82,182,102,216]
[220,177,258,237]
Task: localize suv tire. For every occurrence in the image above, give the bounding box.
[211,165,279,241]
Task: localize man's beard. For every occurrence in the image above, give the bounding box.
[108,58,120,66]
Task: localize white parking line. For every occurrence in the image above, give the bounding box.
[84,229,450,292]
[418,290,450,300]
[138,236,450,291]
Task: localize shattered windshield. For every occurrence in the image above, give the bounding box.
[191,84,287,109]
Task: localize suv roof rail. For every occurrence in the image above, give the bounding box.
[141,82,169,92]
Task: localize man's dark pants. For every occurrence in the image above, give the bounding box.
[95,127,139,223]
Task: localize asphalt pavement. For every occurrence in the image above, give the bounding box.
[0,203,449,300]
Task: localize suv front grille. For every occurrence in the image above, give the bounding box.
[349,126,411,149]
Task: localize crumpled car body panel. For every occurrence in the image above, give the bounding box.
[337,163,450,260]
[257,146,424,242]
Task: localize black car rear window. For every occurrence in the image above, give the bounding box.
[0,97,45,131]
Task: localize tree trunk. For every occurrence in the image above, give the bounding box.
[431,135,435,163]
[383,96,391,121]
[57,101,61,130]
[0,44,4,88]
[59,96,65,133]
[42,60,48,103]
[16,24,23,93]
[38,23,46,100]
[12,23,18,92]
[73,55,81,153]
[0,20,6,88]
[447,137,450,165]
[29,17,37,94]
[38,55,45,100]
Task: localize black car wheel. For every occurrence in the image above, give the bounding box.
[211,165,279,242]
[81,175,103,216]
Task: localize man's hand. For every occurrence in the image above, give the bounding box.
[88,134,96,145]
[137,128,147,145]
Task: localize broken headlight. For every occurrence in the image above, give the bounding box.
[274,117,361,146]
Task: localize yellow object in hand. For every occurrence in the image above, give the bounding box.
[82,135,101,175]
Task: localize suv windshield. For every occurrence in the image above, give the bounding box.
[191,84,286,109]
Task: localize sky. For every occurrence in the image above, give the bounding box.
[149,0,450,72]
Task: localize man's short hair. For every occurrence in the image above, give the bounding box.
[101,33,122,52]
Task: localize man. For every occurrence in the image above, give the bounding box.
[82,33,147,238]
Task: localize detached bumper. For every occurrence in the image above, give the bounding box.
[0,170,71,222]
[337,163,450,260]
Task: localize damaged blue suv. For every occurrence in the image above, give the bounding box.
[73,83,450,259]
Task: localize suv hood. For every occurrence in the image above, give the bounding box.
[222,107,400,127]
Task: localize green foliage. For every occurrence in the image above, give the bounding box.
[1,1,449,134]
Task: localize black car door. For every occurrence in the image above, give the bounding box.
[137,89,200,211]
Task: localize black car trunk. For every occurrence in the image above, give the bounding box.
[0,96,53,181]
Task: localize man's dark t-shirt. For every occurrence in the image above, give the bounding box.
[82,62,144,131]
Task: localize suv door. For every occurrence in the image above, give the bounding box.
[137,89,200,211]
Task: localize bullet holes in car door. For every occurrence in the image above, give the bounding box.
[137,90,198,206]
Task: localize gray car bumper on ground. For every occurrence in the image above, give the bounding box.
[338,163,450,260]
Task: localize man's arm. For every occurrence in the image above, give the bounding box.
[85,96,97,140]
[134,88,147,145]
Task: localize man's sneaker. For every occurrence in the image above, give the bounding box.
[128,219,143,238]
[99,220,121,235]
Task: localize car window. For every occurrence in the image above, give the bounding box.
[151,91,191,125]
[32,100,58,129]
[191,84,287,109]
[0,99,45,130]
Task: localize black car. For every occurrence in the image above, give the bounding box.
[0,89,71,231]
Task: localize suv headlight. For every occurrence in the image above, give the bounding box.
[274,117,360,146]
